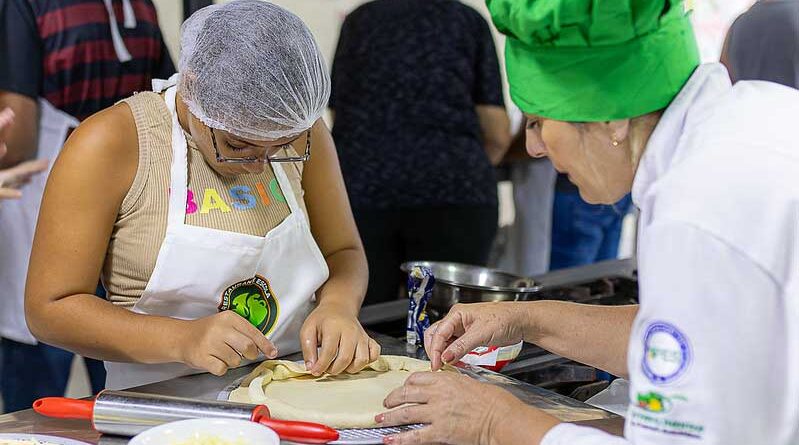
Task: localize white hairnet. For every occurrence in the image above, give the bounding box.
[178,0,330,140]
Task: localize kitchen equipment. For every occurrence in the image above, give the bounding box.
[400,261,542,320]
[33,390,338,444]
[0,434,91,445]
[128,418,279,445]
[331,425,424,445]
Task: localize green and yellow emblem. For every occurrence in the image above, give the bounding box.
[637,391,687,414]
[219,275,280,335]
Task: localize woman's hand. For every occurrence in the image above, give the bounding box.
[377,371,560,445]
[425,302,528,371]
[0,158,49,200]
[0,107,48,200]
[177,311,278,376]
[0,107,12,154]
[300,302,381,376]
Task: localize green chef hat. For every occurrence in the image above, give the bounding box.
[487,0,700,122]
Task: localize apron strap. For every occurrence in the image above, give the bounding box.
[152,73,180,94]
[163,81,190,228]
[272,163,304,217]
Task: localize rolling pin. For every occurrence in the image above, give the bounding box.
[34,390,339,444]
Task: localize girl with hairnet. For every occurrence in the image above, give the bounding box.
[373,1,799,445]
[24,0,378,390]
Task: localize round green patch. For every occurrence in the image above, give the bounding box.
[219,275,280,335]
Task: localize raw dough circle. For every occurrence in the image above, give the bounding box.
[229,355,440,428]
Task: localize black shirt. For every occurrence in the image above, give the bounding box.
[0,0,175,120]
[330,0,504,209]
[726,0,799,87]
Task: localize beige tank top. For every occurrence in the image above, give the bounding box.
[103,92,306,307]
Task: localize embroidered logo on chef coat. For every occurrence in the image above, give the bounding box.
[636,391,688,414]
[642,321,691,385]
[219,275,280,335]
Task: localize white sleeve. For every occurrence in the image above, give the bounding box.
[541,221,785,445]
[542,423,629,445]
[627,222,784,444]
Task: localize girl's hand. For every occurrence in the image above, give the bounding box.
[301,302,381,376]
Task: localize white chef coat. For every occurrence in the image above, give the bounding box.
[542,63,799,444]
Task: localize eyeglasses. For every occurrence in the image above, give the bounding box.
[212,128,311,164]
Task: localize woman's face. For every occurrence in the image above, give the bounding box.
[525,115,635,204]
[181,101,304,177]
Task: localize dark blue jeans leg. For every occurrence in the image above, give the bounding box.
[550,191,632,270]
[0,339,71,413]
[550,191,604,270]
[596,194,634,261]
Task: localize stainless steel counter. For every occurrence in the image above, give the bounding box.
[0,333,623,443]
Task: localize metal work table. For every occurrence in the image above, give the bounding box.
[0,333,623,443]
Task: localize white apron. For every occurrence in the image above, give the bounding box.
[0,99,79,344]
[105,76,329,389]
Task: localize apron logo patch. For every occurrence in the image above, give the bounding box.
[642,321,691,385]
[219,275,280,335]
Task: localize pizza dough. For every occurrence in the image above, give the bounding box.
[229,355,445,428]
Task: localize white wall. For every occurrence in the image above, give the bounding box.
[689,0,757,63]
[151,0,182,66]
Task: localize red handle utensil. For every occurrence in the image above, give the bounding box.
[34,395,339,444]
[34,398,94,420]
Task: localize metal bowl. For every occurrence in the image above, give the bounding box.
[400,261,543,320]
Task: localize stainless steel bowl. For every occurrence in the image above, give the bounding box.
[400,261,543,320]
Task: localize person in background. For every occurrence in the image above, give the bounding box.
[330,0,511,304]
[549,175,632,271]
[721,0,799,87]
[492,114,556,277]
[0,108,48,201]
[0,0,174,412]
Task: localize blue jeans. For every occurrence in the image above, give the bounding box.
[0,284,107,413]
[550,191,633,271]
[0,339,107,413]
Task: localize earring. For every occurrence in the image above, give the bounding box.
[611,134,620,147]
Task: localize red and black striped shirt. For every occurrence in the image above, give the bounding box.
[0,0,175,121]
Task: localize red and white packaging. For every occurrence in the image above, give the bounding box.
[459,341,523,372]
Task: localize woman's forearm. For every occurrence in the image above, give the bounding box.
[523,301,638,377]
[315,247,368,316]
[27,293,187,364]
[476,105,511,166]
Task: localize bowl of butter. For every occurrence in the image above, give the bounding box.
[129,418,279,445]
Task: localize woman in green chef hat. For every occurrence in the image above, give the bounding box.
[376,1,799,445]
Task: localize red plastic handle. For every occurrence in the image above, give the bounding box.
[258,418,339,444]
[33,397,94,420]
